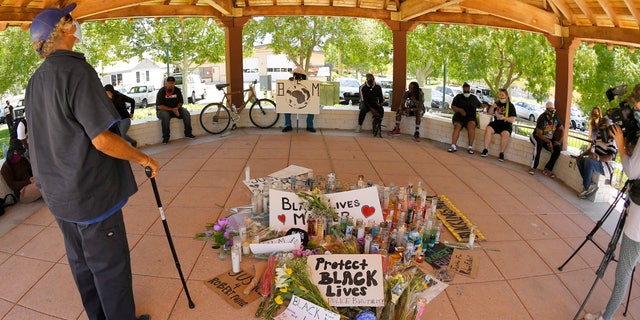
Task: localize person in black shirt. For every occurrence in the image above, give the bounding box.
[448,82,481,153]
[480,88,517,161]
[105,84,137,147]
[156,76,195,144]
[355,73,384,133]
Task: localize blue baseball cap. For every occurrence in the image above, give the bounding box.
[30,3,77,44]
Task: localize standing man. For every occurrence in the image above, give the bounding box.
[156,76,195,144]
[282,67,316,133]
[529,101,565,177]
[105,84,138,147]
[4,100,14,133]
[355,73,384,133]
[26,3,157,320]
[448,82,481,153]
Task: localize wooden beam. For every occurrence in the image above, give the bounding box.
[241,5,391,19]
[414,12,541,33]
[547,0,575,24]
[78,5,222,21]
[622,0,640,26]
[397,0,461,21]
[200,0,234,16]
[0,22,7,31]
[459,0,559,35]
[73,0,149,19]
[573,0,597,25]
[569,25,640,46]
[596,0,621,26]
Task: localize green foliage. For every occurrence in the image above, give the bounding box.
[0,28,39,95]
[75,20,138,67]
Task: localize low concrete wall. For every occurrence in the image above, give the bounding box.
[127,106,615,201]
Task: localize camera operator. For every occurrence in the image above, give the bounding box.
[576,106,617,199]
[585,84,640,320]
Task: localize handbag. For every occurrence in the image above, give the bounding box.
[0,193,17,216]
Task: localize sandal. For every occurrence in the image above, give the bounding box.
[543,169,556,179]
[528,168,535,175]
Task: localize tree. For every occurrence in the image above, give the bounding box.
[0,28,40,95]
[75,20,138,69]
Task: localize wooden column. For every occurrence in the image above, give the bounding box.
[546,35,580,148]
[384,21,415,111]
[220,17,250,107]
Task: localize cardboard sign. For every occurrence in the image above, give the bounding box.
[249,233,302,254]
[307,254,385,307]
[205,269,262,308]
[275,80,321,115]
[269,187,383,230]
[274,294,341,320]
[448,249,479,279]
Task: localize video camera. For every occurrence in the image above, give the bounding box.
[603,84,639,144]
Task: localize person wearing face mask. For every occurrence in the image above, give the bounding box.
[26,3,157,319]
[355,73,384,133]
[156,76,195,144]
[528,101,565,177]
[480,88,517,161]
[0,140,41,203]
[575,106,617,199]
[448,82,482,153]
[584,83,640,320]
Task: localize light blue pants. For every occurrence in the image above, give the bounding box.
[284,113,314,128]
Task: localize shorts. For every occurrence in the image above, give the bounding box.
[399,105,424,117]
[452,112,476,127]
[488,120,513,134]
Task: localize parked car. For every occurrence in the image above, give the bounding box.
[377,77,393,106]
[514,101,544,122]
[173,73,207,103]
[430,88,450,109]
[336,78,361,105]
[13,99,25,119]
[570,105,587,131]
[127,85,157,108]
[432,86,454,107]
[470,86,494,105]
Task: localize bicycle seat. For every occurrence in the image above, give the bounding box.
[215,84,230,90]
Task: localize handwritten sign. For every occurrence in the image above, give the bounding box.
[249,233,302,254]
[275,80,321,115]
[307,254,385,307]
[274,294,341,320]
[269,165,312,179]
[205,269,262,308]
[269,187,384,230]
[423,243,454,269]
[448,249,479,279]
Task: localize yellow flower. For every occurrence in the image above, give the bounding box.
[285,267,292,275]
[279,286,288,293]
[275,295,284,305]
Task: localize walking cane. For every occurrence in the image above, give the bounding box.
[145,167,195,309]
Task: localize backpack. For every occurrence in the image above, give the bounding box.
[0,194,17,216]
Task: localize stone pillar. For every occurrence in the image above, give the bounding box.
[546,35,580,148]
[220,17,250,107]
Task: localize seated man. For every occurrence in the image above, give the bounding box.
[1,140,41,203]
[355,73,384,133]
[156,76,195,144]
[576,107,617,198]
[481,88,517,161]
[529,101,565,177]
[448,82,481,153]
[388,81,425,142]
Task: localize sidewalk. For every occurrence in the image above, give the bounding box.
[0,127,636,320]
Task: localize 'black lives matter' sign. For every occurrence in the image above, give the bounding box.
[307,254,385,307]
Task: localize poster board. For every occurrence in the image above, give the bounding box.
[268,187,384,230]
[206,269,262,308]
[307,254,385,307]
[275,80,321,114]
[274,294,341,320]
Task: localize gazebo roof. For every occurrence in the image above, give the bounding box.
[1,0,639,47]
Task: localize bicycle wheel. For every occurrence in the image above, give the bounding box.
[249,99,279,128]
[199,103,230,134]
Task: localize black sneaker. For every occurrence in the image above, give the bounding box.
[282,126,293,132]
[185,134,195,139]
[136,314,150,320]
[162,138,169,144]
[306,127,316,133]
[481,149,488,157]
[499,152,504,162]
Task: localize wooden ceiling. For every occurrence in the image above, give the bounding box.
[1,0,639,47]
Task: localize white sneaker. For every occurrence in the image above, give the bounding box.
[578,188,589,198]
[355,125,362,133]
[584,310,604,320]
[584,183,599,197]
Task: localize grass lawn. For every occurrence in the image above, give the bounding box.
[0,126,9,158]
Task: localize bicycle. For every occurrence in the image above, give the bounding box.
[199,79,279,134]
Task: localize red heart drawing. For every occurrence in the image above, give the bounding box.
[361,205,375,218]
[278,214,286,224]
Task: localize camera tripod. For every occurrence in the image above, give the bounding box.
[558,180,634,320]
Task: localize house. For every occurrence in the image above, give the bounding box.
[99,58,165,91]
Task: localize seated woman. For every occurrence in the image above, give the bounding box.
[1,140,41,203]
[388,81,425,142]
[480,88,517,161]
[576,106,617,198]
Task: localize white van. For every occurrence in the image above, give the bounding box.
[173,73,207,103]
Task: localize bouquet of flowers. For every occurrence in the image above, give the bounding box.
[194,217,231,249]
